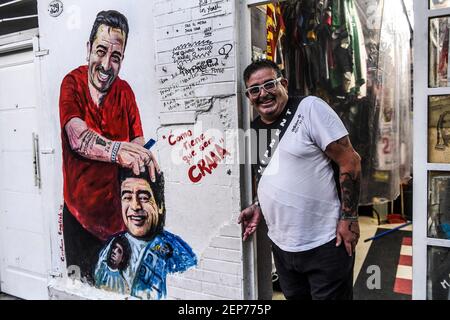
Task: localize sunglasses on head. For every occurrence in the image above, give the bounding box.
[245,77,282,97]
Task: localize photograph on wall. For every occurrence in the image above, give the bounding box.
[430,0,450,10]
[58,9,196,299]
[428,171,450,240]
[427,246,450,300]
[428,95,450,163]
[429,16,450,88]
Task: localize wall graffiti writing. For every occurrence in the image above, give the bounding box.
[57,205,65,262]
[188,142,229,183]
[157,1,234,121]
[184,19,210,35]
[199,0,225,17]
[168,130,194,147]
[218,44,233,59]
[58,206,63,236]
[159,74,209,100]
[60,239,65,262]
[184,98,212,111]
[164,130,230,183]
[163,100,182,112]
[159,51,229,101]
[162,98,212,112]
[172,40,213,66]
[204,26,212,37]
[177,57,219,76]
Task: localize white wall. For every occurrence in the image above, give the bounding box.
[37,0,244,299]
[153,0,243,299]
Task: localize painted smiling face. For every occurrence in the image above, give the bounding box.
[245,67,289,124]
[121,178,160,238]
[87,24,126,94]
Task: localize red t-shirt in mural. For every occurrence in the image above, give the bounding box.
[59,65,144,241]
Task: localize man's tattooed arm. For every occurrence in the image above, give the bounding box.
[325,136,362,220]
[326,136,362,255]
[65,118,158,177]
[65,118,160,180]
[340,172,361,219]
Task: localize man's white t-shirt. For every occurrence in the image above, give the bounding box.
[257,96,349,252]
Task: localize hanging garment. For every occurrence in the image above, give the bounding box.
[372,0,412,203]
[267,4,276,61]
[330,0,367,96]
[344,0,367,96]
[266,3,286,65]
[275,0,412,205]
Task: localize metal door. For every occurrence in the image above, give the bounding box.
[0,39,48,299]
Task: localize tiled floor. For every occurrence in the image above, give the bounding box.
[273,215,413,300]
[355,215,413,284]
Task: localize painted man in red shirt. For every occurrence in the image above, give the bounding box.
[59,10,159,283]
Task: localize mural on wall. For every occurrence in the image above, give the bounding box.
[58,9,196,299]
[95,170,196,299]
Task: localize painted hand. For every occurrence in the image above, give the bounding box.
[116,142,160,180]
[336,219,360,256]
[237,204,262,241]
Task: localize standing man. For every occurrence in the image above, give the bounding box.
[59,10,159,283]
[238,60,361,300]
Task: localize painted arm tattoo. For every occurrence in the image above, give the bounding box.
[65,118,120,163]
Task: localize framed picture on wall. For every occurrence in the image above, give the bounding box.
[428,95,450,163]
[427,246,450,300]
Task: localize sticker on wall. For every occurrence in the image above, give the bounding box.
[58,9,196,299]
[48,0,64,17]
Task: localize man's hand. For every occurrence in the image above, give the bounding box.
[336,219,360,256]
[116,142,160,179]
[238,204,262,241]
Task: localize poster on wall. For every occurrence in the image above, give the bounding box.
[58,10,197,299]
[428,171,450,240]
[428,95,450,163]
[427,246,450,300]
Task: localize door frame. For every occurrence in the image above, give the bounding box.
[235,0,288,300]
[236,0,258,300]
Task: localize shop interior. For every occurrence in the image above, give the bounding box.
[248,0,450,300]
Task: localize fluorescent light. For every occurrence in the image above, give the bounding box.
[0,14,37,23]
[0,0,24,9]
